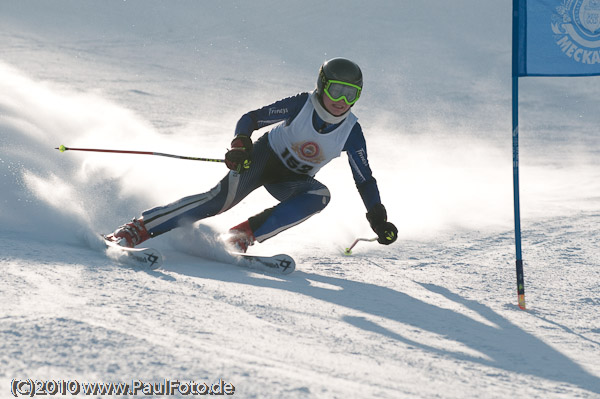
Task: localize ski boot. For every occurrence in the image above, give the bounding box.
[227,220,255,253]
[105,218,151,248]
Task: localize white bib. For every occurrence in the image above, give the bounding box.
[268,96,357,176]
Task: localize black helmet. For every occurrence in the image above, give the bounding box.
[317,58,363,100]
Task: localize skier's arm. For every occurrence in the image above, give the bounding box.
[344,123,381,211]
[345,124,397,245]
[234,92,309,138]
[226,93,308,173]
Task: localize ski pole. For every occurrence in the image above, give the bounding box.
[343,237,378,255]
[55,145,225,163]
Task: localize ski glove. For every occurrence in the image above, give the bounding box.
[225,135,253,173]
[366,203,398,245]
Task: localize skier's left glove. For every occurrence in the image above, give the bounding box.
[225,135,253,173]
[366,203,398,245]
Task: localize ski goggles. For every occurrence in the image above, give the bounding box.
[323,80,362,105]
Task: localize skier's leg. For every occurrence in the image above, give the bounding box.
[141,170,256,236]
[246,177,331,243]
[143,138,276,237]
[109,135,274,245]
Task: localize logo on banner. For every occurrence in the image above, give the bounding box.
[552,0,600,64]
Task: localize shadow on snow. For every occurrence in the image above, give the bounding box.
[173,261,599,395]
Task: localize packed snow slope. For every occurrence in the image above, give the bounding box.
[1,1,599,398]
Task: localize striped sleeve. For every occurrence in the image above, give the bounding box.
[344,122,381,211]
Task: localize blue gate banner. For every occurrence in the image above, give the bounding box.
[516,0,600,76]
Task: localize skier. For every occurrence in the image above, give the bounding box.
[105,57,398,252]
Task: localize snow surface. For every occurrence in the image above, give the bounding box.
[1,1,599,398]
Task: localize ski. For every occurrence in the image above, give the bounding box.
[103,237,163,270]
[229,252,295,275]
[100,234,291,273]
